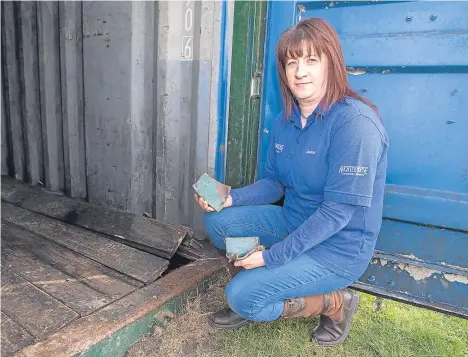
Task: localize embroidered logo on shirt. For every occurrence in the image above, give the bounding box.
[305,150,316,155]
[275,143,284,153]
[339,165,368,176]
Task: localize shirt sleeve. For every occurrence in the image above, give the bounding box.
[262,200,356,268]
[230,115,285,206]
[324,114,384,207]
[230,179,284,206]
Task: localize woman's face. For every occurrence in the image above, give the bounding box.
[285,44,328,105]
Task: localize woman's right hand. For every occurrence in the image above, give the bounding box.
[194,194,232,212]
[194,194,214,212]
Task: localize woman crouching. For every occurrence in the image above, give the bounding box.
[195,17,389,347]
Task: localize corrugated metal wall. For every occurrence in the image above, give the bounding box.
[1,1,231,237]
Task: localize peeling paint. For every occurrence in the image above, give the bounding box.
[398,263,439,281]
[398,253,468,272]
[347,67,366,76]
[400,253,424,262]
[444,273,468,285]
[439,261,468,272]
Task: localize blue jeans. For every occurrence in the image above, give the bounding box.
[203,205,354,321]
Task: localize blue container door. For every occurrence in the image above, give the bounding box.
[258,1,468,317]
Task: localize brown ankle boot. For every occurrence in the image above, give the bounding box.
[311,288,359,347]
[282,293,328,318]
[281,290,345,319]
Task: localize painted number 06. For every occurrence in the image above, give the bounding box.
[183,2,193,60]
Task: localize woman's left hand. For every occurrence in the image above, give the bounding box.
[234,251,265,270]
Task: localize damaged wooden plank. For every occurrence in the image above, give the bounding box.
[1,267,79,340]
[2,203,169,284]
[0,219,141,298]
[1,176,188,259]
[2,221,116,316]
[177,238,221,261]
[1,312,35,357]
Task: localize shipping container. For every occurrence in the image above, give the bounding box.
[1,0,234,239]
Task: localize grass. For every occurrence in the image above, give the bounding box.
[209,295,467,357]
[126,272,468,357]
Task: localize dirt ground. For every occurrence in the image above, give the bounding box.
[125,270,231,357]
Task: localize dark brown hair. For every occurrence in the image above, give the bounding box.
[276,18,378,119]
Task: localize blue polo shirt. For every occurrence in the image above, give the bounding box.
[230,96,389,280]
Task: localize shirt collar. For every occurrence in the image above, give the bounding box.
[314,102,328,118]
[289,102,328,129]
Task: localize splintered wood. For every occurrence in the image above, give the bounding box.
[0,176,198,356]
[1,177,188,258]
